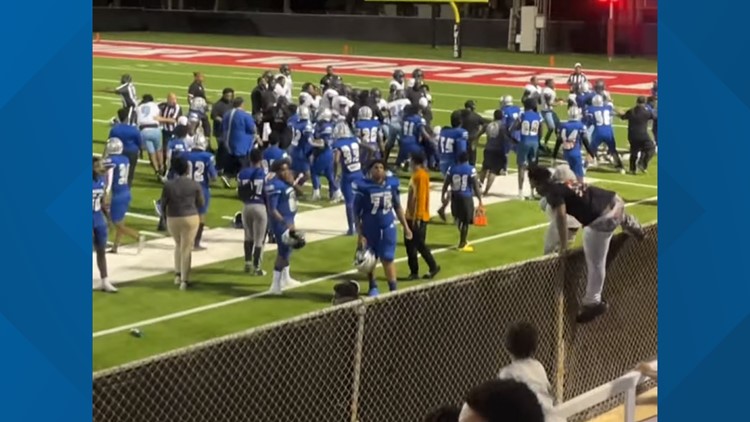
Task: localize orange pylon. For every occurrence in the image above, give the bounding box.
[549,55,555,67]
[94,33,101,43]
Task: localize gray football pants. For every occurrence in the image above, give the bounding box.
[242,203,268,246]
[582,195,626,305]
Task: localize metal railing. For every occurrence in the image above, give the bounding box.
[93,224,657,422]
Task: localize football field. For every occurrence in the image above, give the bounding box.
[92,33,658,372]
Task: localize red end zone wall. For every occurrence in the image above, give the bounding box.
[94,41,656,96]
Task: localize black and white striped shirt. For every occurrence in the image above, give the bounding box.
[567,73,588,92]
[159,102,182,133]
[116,82,137,108]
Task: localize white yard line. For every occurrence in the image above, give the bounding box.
[93,194,656,339]
[126,212,160,222]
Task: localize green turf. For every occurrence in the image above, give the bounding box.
[92,34,658,371]
[100,32,658,73]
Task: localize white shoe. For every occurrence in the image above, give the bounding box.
[282,277,301,288]
[137,235,146,254]
[174,275,181,285]
[102,280,118,293]
[330,190,343,204]
[619,168,626,175]
[312,190,321,201]
[179,281,189,291]
[518,191,526,201]
[270,271,282,295]
[93,279,101,290]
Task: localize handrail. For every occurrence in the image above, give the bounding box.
[555,359,657,421]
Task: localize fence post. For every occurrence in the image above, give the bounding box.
[554,259,567,404]
[349,303,367,422]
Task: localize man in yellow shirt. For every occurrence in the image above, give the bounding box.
[405,152,441,280]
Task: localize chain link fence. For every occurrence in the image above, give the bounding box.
[94,224,657,422]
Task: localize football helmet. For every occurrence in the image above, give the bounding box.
[318,108,333,122]
[298,106,311,121]
[354,248,377,274]
[502,95,513,106]
[358,106,373,121]
[333,122,353,139]
[568,106,582,120]
[105,137,123,156]
[190,97,207,113]
[193,134,208,151]
[281,230,306,249]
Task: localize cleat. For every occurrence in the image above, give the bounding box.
[220,175,232,188]
[367,287,380,297]
[423,266,441,280]
[254,268,267,277]
[576,301,608,324]
[102,280,118,293]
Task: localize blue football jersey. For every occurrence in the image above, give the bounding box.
[438,127,468,162]
[353,176,401,229]
[559,120,587,156]
[291,120,315,155]
[586,105,615,137]
[237,166,267,205]
[446,163,478,197]
[265,177,298,227]
[262,145,289,171]
[333,137,363,175]
[167,138,188,157]
[519,111,543,144]
[93,177,107,227]
[356,120,382,148]
[315,121,335,148]
[105,154,130,197]
[501,105,521,129]
[184,150,218,190]
[401,114,425,143]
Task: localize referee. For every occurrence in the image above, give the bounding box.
[159,93,182,158]
[404,152,440,280]
[106,74,138,125]
[567,63,588,93]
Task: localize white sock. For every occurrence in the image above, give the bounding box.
[271,270,281,290]
[313,189,320,196]
[282,266,290,283]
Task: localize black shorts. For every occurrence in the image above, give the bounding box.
[451,194,475,225]
[482,149,505,175]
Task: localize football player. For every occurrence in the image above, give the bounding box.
[437,114,469,176]
[320,76,342,111]
[333,122,365,235]
[93,157,117,293]
[332,85,355,121]
[407,68,425,89]
[262,132,289,172]
[290,106,315,185]
[237,148,269,275]
[389,69,406,101]
[354,105,384,165]
[397,105,429,169]
[384,90,412,162]
[265,160,305,294]
[512,98,544,200]
[540,79,564,149]
[441,151,483,252]
[353,159,412,297]
[184,134,218,250]
[521,76,542,105]
[559,106,596,183]
[277,64,293,102]
[500,95,521,148]
[103,138,145,254]
[310,109,342,202]
[585,94,625,173]
[299,82,320,119]
[320,66,337,92]
[479,110,511,196]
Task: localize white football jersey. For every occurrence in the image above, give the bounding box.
[376,98,388,112]
[332,95,354,118]
[524,84,542,99]
[388,98,412,124]
[273,83,287,102]
[389,79,405,92]
[276,74,293,102]
[541,87,557,111]
[299,92,320,112]
[136,101,160,126]
[320,88,339,110]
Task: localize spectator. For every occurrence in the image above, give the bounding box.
[424,405,461,422]
[222,97,257,181]
[498,322,564,422]
[159,155,205,291]
[459,378,545,422]
[541,164,582,255]
[637,361,658,382]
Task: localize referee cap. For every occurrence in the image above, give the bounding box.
[574,62,582,68]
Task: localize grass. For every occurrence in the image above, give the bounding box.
[92,33,658,371]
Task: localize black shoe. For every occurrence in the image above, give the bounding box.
[576,301,609,324]
[621,214,646,241]
[407,273,420,281]
[437,207,447,223]
[423,266,441,280]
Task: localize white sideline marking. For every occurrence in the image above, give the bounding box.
[126,212,160,222]
[141,230,166,238]
[92,195,656,339]
[92,152,151,165]
[93,104,101,107]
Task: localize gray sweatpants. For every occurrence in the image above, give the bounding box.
[582,195,626,305]
[242,203,268,246]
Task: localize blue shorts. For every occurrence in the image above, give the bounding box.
[564,153,585,178]
[110,193,131,223]
[311,149,334,176]
[199,189,210,215]
[291,147,310,174]
[271,224,293,261]
[396,142,422,165]
[341,173,363,204]
[439,160,455,176]
[591,133,617,154]
[364,223,397,262]
[516,141,539,167]
[93,224,108,249]
[141,128,162,154]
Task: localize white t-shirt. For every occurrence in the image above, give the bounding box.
[136,101,160,126]
[320,88,339,111]
[498,358,565,422]
[299,92,320,112]
[276,73,293,102]
[387,98,412,124]
[332,95,354,118]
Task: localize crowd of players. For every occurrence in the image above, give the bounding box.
[92,62,656,299]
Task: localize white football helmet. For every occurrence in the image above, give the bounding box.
[358,106,373,121]
[502,95,513,106]
[319,108,333,122]
[177,115,189,126]
[568,106,582,121]
[333,122,353,139]
[190,97,207,112]
[193,134,208,151]
[298,106,311,121]
[354,248,377,274]
[591,95,604,107]
[433,126,442,137]
[105,137,123,156]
